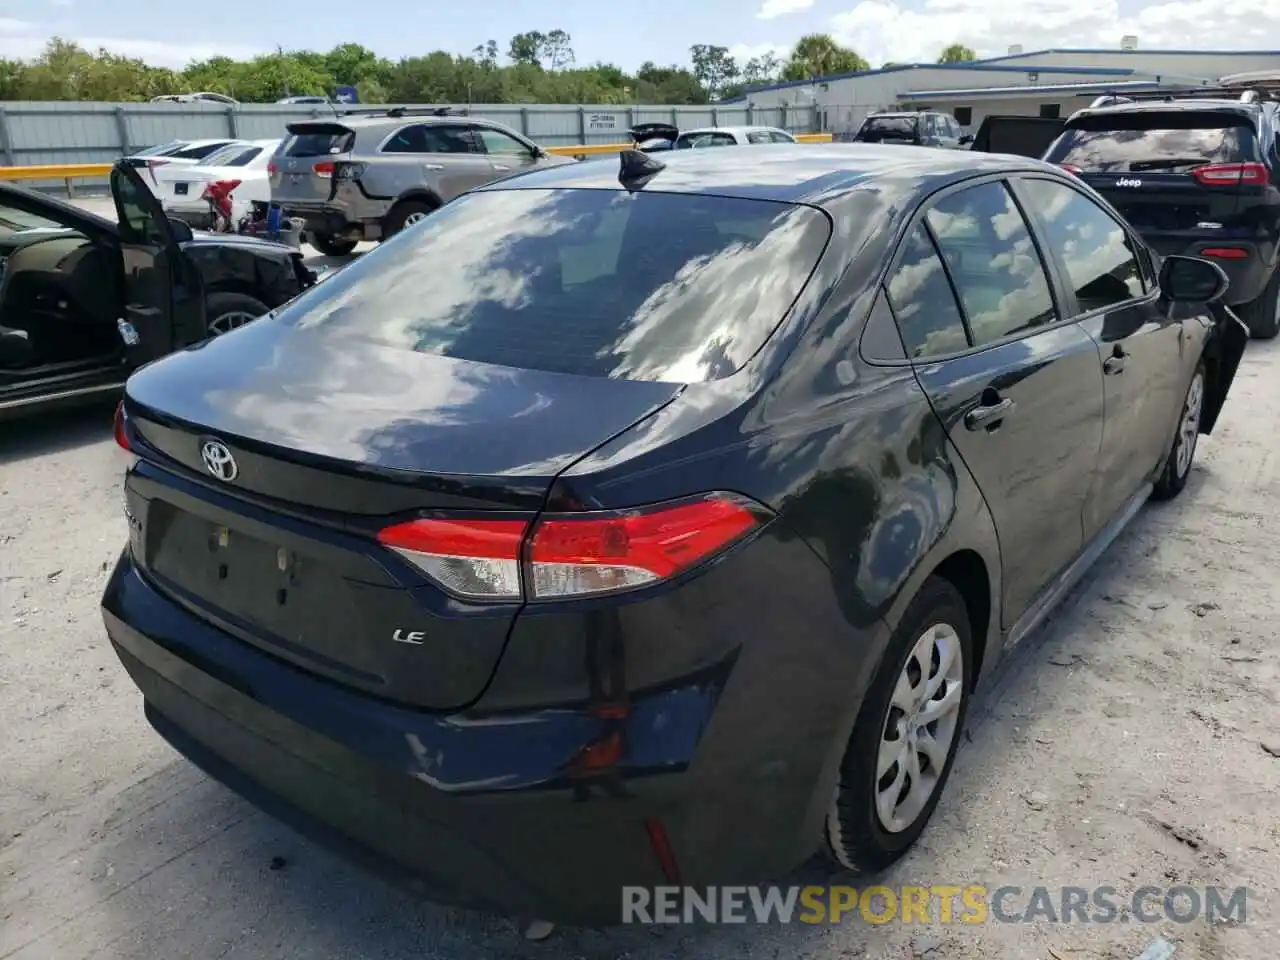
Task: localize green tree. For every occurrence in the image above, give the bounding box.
[543,30,574,70]
[937,44,977,64]
[507,31,546,67]
[781,34,868,81]
[690,44,739,99]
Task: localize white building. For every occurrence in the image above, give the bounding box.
[726,47,1280,135]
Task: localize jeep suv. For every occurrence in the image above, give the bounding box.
[1043,91,1280,338]
[850,111,971,149]
[268,109,572,256]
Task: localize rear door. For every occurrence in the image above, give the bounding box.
[110,162,207,361]
[1044,109,1274,257]
[887,177,1105,627]
[270,122,356,206]
[1013,174,1182,538]
[373,124,495,201]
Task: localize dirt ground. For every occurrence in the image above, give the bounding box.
[2,300,1278,957]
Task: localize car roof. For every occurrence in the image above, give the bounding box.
[1071,99,1263,121]
[476,142,1059,206]
[866,112,924,119]
[678,125,786,135]
[337,113,501,129]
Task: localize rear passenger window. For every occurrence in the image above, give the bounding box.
[885,223,970,358]
[925,182,1057,346]
[1018,178,1145,313]
[383,125,431,153]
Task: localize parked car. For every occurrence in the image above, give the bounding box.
[0,163,315,420]
[851,111,971,149]
[150,92,239,105]
[1041,89,1280,339]
[967,115,1066,157]
[629,122,680,152]
[154,139,282,229]
[103,144,1244,927]
[277,96,331,105]
[674,125,798,149]
[268,108,573,256]
[122,139,242,188]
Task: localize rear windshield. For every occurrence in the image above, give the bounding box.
[198,144,262,167]
[1045,113,1259,172]
[856,117,919,141]
[282,125,355,157]
[171,141,230,161]
[279,188,831,383]
[134,140,185,157]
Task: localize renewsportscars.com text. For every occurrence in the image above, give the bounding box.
[621,885,1248,925]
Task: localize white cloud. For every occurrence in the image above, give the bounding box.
[829,0,1280,66]
[0,19,262,67]
[757,0,815,19]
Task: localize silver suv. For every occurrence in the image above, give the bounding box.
[269,108,572,256]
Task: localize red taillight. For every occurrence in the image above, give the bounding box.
[1199,246,1249,259]
[113,401,130,450]
[1192,162,1268,186]
[267,160,278,175]
[375,493,768,602]
[312,160,335,178]
[1057,163,1083,175]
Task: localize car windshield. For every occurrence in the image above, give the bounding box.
[275,188,831,383]
[857,117,920,141]
[1045,113,1259,172]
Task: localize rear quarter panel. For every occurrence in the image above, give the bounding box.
[183,243,304,309]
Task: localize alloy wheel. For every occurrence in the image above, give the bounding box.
[1174,371,1204,479]
[208,311,258,337]
[403,211,429,227]
[875,622,965,834]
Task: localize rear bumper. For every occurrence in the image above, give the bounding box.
[278,198,386,239]
[1151,237,1275,305]
[101,534,876,925]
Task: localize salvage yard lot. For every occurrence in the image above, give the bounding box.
[2,212,1280,957]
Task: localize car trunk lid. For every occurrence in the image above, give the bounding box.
[119,318,681,710]
[1045,109,1264,251]
[269,122,357,205]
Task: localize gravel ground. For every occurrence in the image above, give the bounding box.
[1,213,1278,958]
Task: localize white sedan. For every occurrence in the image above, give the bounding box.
[674,126,798,149]
[152,139,282,227]
[122,139,242,188]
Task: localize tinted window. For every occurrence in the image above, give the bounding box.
[675,132,738,149]
[1045,114,1258,172]
[476,127,531,156]
[382,125,431,153]
[925,182,1057,345]
[885,223,970,358]
[746,131,772,144]
[199,145,262,168]
[172,141,230,160]
[135,140,185,158]
[1019,178,1146,312]
[282,127,355,157]
[953,107,973,127]
[276,189,830,383]
[857,116,919,142]
[770,130,796,143]
[421,126,481,154]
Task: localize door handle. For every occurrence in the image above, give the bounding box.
[423,163,444,171]
[964,397,1015,431]
[1103,345,1127,375]
[492,164,511,171]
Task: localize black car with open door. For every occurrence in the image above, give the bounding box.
[0,161,316,420]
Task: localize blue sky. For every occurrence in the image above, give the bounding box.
[1,0,1278,72]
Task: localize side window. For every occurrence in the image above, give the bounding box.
[771,130,795,143]
[884,223,970,358]
[382,125,431,153]
[113,171,167,245]
[421,126,481,154]
[925,181,1058,346]
[746,131,772,144]
[475,127,533,157]
[1018,178,1146,313]
[861,289,907,361]
[953,107,973,127]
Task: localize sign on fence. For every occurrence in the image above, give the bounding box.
[585,111,625,133]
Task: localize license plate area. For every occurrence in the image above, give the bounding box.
[174,183,188,195]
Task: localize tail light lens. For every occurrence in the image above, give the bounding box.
[1199,247,1249,259]
[267,160,279,175]
[1056,162,1083,175]
[376,492,770,602]
[312,160,336,178]
[1192,162,1268,186]
[113,400,131,451]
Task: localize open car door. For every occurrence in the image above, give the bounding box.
[109,161,207,366]
[968,116,1067,158]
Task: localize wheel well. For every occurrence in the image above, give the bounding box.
[393,191,441,211]
[931,550,992,688]
[206,278,265,302]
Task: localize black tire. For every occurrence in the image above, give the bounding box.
[825,576,973,873]
[205,291,270,338]
[310,232,358,257]
[1151,361,1206,502]
[1240,267,1280,340]
[382,199,436,240]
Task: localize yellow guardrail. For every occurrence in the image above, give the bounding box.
[0,134,835,189]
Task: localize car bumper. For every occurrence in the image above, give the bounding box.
[277,199,383,239]
[101,535,879,925]
[1149,237,1274,305]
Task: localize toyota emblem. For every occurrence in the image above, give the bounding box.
[200,440,238,482]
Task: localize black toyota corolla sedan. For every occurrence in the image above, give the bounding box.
[102,144,1245,927]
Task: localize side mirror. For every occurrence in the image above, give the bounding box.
[0,328,33,369]
[959,134,974,145]
[1159,255,1229,304]
[166,216,195,242]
